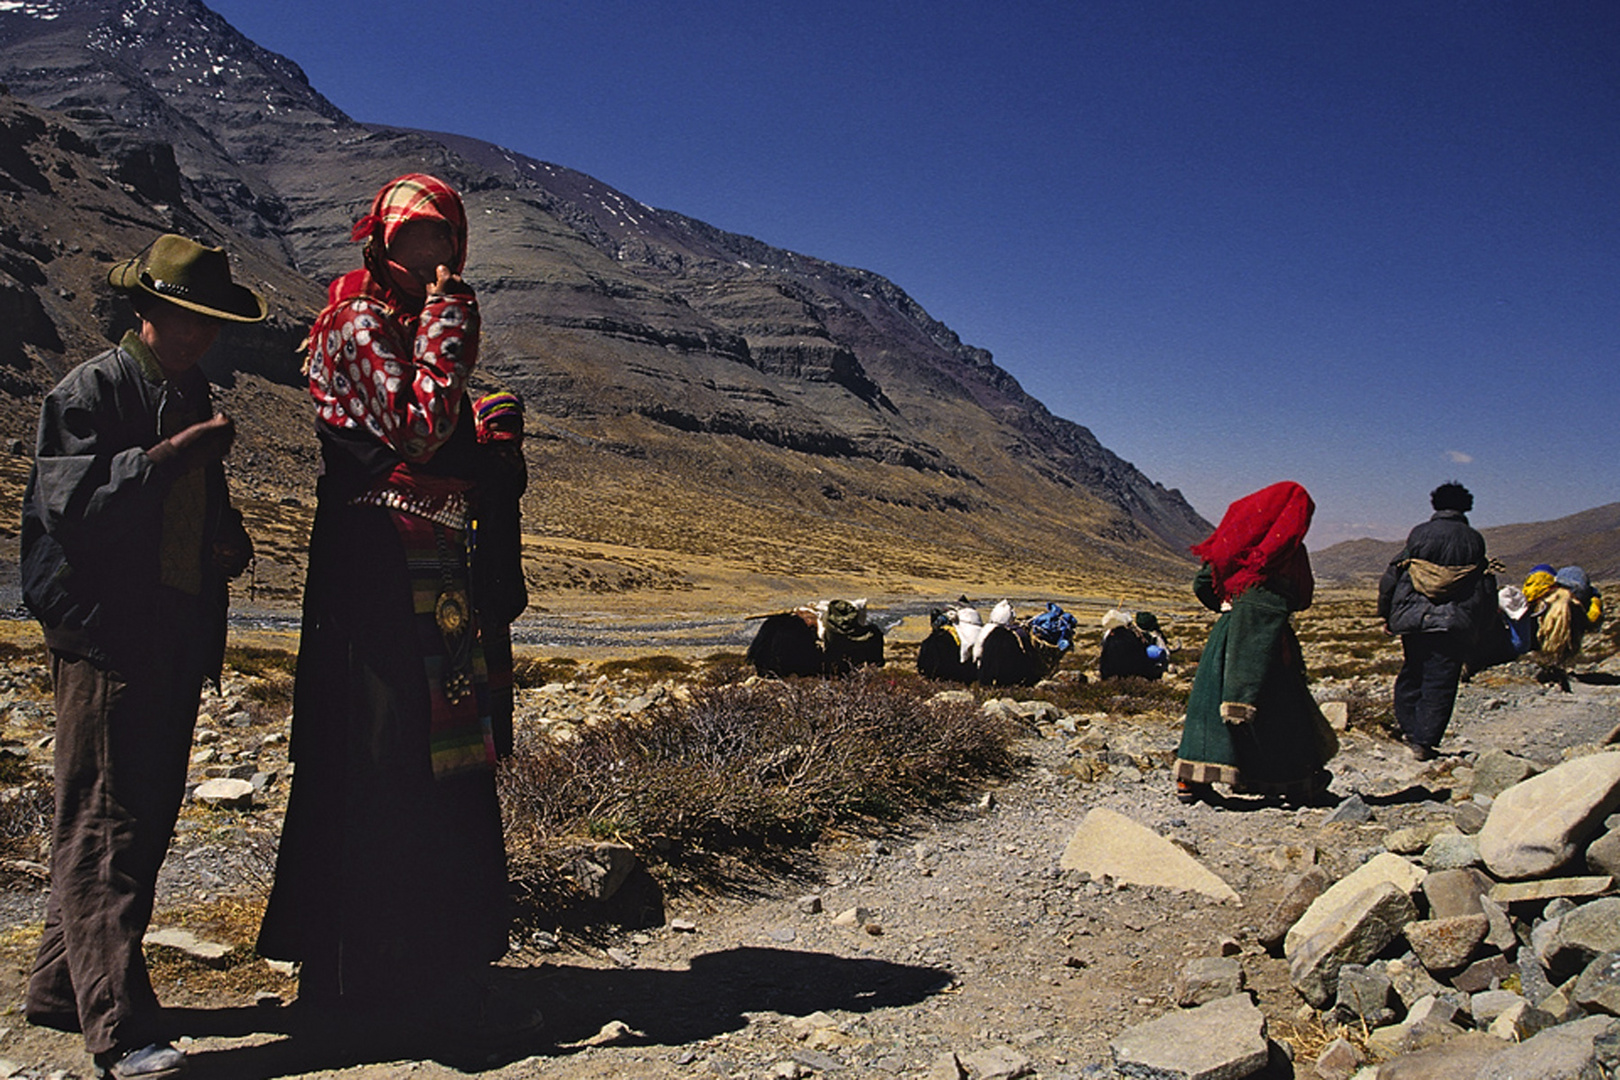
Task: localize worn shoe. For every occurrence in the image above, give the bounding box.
[1175,779,1214,805]
[1403,738,1437,762]
[93,1042,187,1079]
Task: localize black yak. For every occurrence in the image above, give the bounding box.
[746,599,885,677]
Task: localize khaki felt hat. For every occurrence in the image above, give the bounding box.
[107,234,267,323]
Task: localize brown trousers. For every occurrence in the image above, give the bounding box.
[26,639,203,1055]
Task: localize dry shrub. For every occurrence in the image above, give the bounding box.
[0,769,52,862]
[594,654,694,682]
[499,668,1022,915]
[1037,673,1189,717]
[512,655,579,688]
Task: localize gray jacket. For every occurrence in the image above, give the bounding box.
[19,335,244,675]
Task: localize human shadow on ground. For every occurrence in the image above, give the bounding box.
[170,946,953,1078]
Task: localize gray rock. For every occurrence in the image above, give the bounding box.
[1334,964,1396,1026]
[1490,876,1615,904]
[1109,994,1269,1080]
[1585,826,1620,877]
[1404,914,1488,972]
[1450,953,1514,994]
[1285,853,1427,958]
[1480,895,1517,952]
[1420,868,1490,919]
[927,1052,966,1080]
[1365,1014,1467,1059]
[1477,1014,1620,1080]
[1385,956,1447,1009]
[1175,956,1244,1007]
[1573,951,1620,1016]
[191,777,253,810]
[1472,748,1541,799]
[1257,866,1329,953]
[1519,953,1559,1006]
[1487,999,1559,1042]
[1537,897,1620,977]
[143,927,232,969]
[1470,989,1525,1024]
[1288,882,1419,1007]
[1420,832,1482,871]
[1453,800,1489,836]
[1313,1036,1362,1080]
[1479,751,1620,880]
[1326,794,1373,825]
[572,842,638,902]
[1385,822,1449,856]
[960,1045,1033,1080]
[1369,1031,1508,1080]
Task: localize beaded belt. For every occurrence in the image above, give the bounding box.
[350,485,469,531]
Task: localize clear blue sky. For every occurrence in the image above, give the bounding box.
[205,0,1620,547]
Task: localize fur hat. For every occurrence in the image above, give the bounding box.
[1430,482,1473,513]
[108,234,266,322]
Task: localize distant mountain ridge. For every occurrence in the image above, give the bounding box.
[1312,502,1620,584]
[0,0,1210,596]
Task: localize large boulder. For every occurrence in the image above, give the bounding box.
[1478,751,1620,879]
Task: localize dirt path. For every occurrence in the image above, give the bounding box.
[2,663,1617,1080]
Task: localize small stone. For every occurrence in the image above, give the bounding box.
[191,778,253,810]
[832,906,871,928]
[960,1045,1032,1080]
[1314,1036,1362,1080]
[1325,794,1373,825]
[143,928,232,969]
[1174,956,1244,1007]
[668,918,697,933]
[797,894,823,915]
[1487,999,1559,1041]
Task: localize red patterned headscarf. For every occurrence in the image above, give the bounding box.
[1191,481,1315,606]
[325,173,468,314]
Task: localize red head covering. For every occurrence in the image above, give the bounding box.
[1190,481,1315,605]
[325,173,469,315]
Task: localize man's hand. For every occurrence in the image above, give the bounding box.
[148,413,235,471]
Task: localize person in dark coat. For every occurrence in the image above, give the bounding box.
[1377,482,1494,759]
[257,175,530,1042]
[470,391,529,758]
[20,235,263,1079]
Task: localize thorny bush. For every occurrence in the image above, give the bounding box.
[498,668,1023,922]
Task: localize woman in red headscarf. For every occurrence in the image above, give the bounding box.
[1173,481,1337,806]
[259,175,522,1036]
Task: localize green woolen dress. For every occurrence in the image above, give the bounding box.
[1174,564,1335,803]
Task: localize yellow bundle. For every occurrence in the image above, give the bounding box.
[1523,568,1557,604]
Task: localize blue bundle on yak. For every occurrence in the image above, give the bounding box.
[746,599,886,677]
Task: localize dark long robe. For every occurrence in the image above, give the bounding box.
[257,428,509,1002]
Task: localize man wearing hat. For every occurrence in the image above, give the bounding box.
[19,235,264,1078]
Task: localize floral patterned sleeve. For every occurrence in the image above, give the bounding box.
[309,293,481,463]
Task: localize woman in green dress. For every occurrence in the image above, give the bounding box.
[1173,481,1336,806]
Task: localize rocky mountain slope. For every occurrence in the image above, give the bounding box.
[1313,503,1620,585]
[0,0,1207,607]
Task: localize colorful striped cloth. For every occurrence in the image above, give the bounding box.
[390,509,495,779]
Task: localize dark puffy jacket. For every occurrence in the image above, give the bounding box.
[19,341,241,675]
[1377,510,1493,636]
